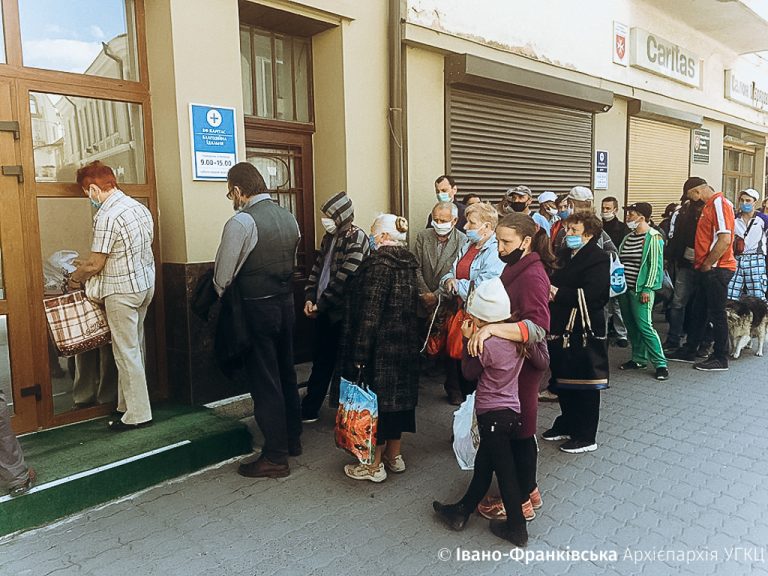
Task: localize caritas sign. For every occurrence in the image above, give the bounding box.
[630,28,701,88]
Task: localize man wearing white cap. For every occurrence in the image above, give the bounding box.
[532,191,559,237]
[552,186,617,254]
[727,188,768,299]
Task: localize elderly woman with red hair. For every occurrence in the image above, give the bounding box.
[68,161,156,431]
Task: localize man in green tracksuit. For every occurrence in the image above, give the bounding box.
[616,202,669,381]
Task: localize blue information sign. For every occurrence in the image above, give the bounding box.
[189,104,237,181]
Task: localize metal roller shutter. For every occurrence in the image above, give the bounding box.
[627,117,690,221]
[447,88,593,204]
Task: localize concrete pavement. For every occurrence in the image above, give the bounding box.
[2,344,768,576]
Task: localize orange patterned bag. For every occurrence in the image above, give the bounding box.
[335,376,378,464]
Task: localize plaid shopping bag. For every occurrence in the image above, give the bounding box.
[44,290,111,357]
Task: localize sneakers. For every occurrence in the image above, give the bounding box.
[9,468,36,497]
[433,501,471,531]
[489,520,528,547]
[694,356,729,372]
[382,454,406,474]
[538,390,559,402]
[542,428,570,441]
[615,338,629,348]
[477,497,506,521]
[521,499,536,521]
[529,487,542,510]
[655,367,669,381]
[666,348,696,363]
[662,340,680,353]
[696,343,713,358]
[344,462,387,483]
[301,413,319,424]
[559,439,597,453]
[619,360,646,370]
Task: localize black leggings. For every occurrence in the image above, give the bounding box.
[460,409,525,527]
[511,436,538,497]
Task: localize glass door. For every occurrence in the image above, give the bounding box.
[0,78,39,433]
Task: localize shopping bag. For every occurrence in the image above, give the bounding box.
[43,290,111,357]
[548,288,609,390]
[446,309,469,360]
[609,253,627,297]
[452,392,479,470]
[335,375,378,465]
[421,294,448,358]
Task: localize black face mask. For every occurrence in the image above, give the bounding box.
[509,201,527,213]
[500,248,524,266]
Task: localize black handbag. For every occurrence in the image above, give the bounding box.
[548,288,609,390]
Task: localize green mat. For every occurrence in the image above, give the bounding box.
[0,404,252,537]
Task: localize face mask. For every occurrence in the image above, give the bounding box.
[88,188,102,209]
[509,201,527,213]
[627,219,640,230]
[436,192,451,203]
[601,212,615,221]
[546,207,558,217]
[558,209,571,220]
[321,217,337,234]
[369,235,378,251]
[431,220,453,236]
[565,235,583,250]
[500,246,524,266]
[465,229,482,243]
[741,203,754,213]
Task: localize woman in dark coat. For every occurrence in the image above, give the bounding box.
[338,214,420,483]
[543,212,610,454]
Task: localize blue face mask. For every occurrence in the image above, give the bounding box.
[741,203,754,213]
[369,235,378,251]
[565,235,584,250]
[558,209,571,220]
[88,188,102,209]
[465,229,482,243]
[436,192,451,203]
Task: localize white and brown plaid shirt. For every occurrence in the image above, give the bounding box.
[91,189,155,297]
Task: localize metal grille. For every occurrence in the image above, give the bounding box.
[627,117,690,221]
[447,88,594,204]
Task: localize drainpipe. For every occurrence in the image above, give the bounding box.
[388,0,406,216]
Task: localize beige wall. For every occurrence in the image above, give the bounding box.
[593,98,628,209]
[405,46,445,240]
[146,0,245,264]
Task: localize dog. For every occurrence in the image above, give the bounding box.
[725,296,768,359]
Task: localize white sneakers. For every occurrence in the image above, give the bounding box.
[344,454,407,482]
[344,462,387,483]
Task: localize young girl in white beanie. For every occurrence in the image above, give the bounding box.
[432,277,531,547]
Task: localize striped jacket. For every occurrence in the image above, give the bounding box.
[305,191,370,322]
[618,227,664,293]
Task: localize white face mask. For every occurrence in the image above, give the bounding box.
[321,217,337,234]
[601,211,616,221]
[546,207,558,216]
[627,219,640,230]
[431,220,453,236]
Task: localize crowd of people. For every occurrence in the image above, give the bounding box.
[3,160,767,549]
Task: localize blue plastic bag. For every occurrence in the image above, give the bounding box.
[335,377,378,464]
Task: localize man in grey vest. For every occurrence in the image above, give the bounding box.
[214,163,302,478]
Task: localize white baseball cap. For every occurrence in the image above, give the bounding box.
[466,278,511,323]
[566,186,594,201]
[741,188,760,201]
[538,191,557,204]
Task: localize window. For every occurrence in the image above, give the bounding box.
[722,147,755,204]
[239,26,312,123]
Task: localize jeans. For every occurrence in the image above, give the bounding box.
[666,265,696,348]
[460,409,526,527]
[301,312,343,418]
[684,268,734,362]
[243,295,302,464]
[605,297,627,339]
[552,389,601,444]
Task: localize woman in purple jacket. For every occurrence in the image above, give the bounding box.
[467,212,555,521]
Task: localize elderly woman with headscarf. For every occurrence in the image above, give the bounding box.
[338,214,420,483]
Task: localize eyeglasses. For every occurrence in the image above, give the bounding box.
[226,186,235,200]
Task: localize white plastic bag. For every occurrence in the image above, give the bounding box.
[43,250,79,293]
[609,253,627,297]
[452,392,480,470]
